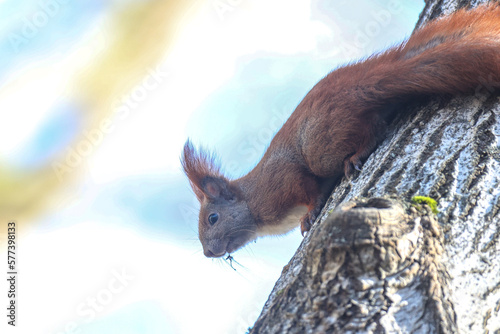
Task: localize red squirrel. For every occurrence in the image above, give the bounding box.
[182,4,500,258]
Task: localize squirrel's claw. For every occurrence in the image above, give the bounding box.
[300,203,324,236]
[344,156,364,177]
[300,219,312,236]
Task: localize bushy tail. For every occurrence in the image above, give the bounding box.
[346,3,500,108]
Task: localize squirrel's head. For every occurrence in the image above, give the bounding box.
[181,140,257,258]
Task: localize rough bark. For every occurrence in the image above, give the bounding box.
[250,1,500,333]
[251,198,456,334]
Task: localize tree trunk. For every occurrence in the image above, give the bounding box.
[250,1,500,333]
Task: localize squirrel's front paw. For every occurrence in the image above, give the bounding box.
[300,216,313,236]
[344,156,363,178]
[300,207,322,236]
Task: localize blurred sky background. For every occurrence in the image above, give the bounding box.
[0,0,424,333]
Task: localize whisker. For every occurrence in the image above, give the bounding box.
[190,248,203,256]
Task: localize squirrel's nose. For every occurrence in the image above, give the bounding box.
[204,249,216,257]
[203,239,227,258]
[204,247,225,258]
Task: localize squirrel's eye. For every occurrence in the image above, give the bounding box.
[208,213,219,225]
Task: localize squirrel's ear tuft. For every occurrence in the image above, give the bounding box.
[181,140,230,202]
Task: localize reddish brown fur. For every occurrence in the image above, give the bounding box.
[182,141,224,202]
[182,4,500,257]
